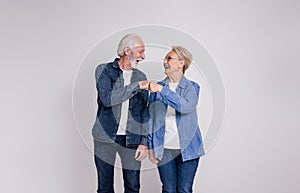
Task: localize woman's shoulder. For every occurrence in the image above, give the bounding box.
[157,77,168,86]
[183,78,200,96]
[182,76,200,89]
[189,80,200,89]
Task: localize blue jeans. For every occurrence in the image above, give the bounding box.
[94,135,141,193]
[157,149,200,193]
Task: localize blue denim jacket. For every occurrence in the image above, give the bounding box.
[92,58,149,146]
[148,76,205,161]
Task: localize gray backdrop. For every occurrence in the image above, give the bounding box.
[1,0,299,193]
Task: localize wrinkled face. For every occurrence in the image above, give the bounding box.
[128,39,145,68]
[163,51,184,76]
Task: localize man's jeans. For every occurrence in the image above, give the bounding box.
[157,149,199,193]
[94,135,141,193]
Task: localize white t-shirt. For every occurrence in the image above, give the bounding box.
[117,69,132,135]
[164,82,180,149]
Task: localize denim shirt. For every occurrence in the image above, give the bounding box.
[148,76,205,161]
[92,58,149,146]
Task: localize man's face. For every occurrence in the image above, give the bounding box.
[128,39,145,68]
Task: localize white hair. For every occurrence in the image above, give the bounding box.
[117,34,143,57]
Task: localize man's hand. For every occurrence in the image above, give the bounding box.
[138,80,150,90]
[148,149,161,164]
[135,145,148,161]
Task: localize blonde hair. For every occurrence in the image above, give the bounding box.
[172,46,193,74]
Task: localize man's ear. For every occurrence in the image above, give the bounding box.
[124,47,131,56]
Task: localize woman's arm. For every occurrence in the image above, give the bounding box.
[149,81,200,114]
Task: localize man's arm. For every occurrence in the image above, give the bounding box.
[96,64,148,107]
[135,82,149,161]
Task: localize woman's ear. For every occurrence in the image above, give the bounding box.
[178,60,185,68]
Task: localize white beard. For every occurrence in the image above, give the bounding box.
[129,57,140,69]
[131,64,138,69]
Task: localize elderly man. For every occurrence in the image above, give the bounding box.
[92,34,149,193]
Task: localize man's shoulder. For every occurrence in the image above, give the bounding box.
[96,61,112,70]
[133,68,147,78]
[95,61,117,77]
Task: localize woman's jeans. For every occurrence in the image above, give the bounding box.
[157,149,200,193]
[94,135,141,193]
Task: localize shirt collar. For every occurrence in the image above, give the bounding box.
[112,58,137,73]
[161,75,187,89]
[112,58,120,68]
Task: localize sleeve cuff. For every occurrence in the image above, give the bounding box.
[139,137,148,146]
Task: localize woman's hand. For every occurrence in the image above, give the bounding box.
[135,145,148,161]
[148,82,163,93]
[148,149,161,164]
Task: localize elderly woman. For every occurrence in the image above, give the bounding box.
[148,46,205,193]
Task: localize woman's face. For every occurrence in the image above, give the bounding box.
[163,51,184,76]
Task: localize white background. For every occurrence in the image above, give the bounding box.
[1,0,299,192]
